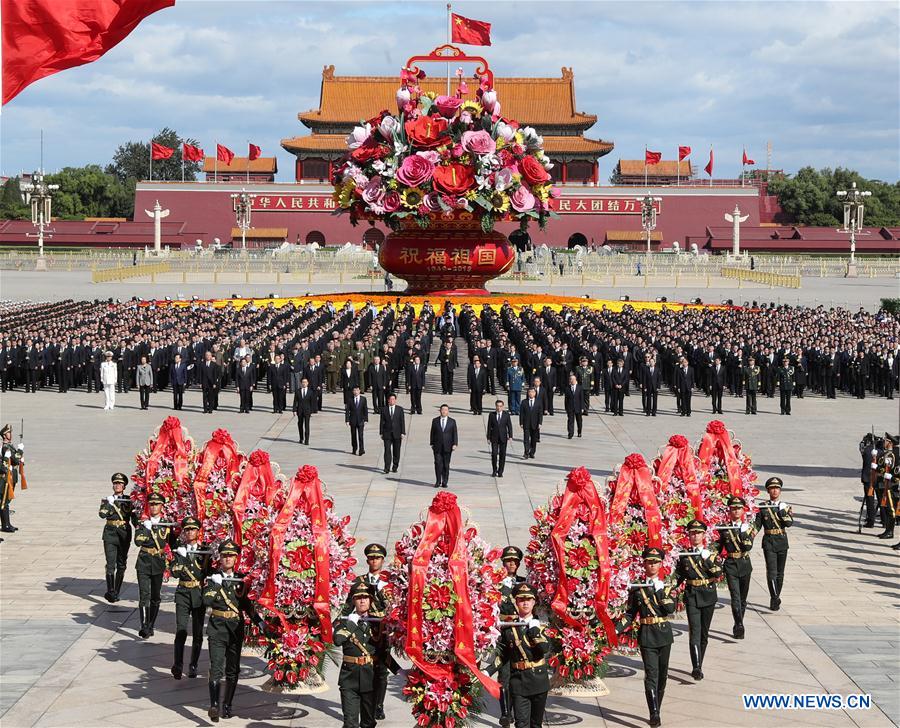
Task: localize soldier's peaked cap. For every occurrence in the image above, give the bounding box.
[351,582,374,599]
[111,472,129,485]
[513,583,536,599]
[218,539,240,556]
[147,492,166,505]
[502,546,523,562]
[765,477,783,489]
[364,543,387,558]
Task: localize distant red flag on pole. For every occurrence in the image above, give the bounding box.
[742,149,755,165]
[2,0,175,105]
[645,150,662,165]
[678,146,691,161]
[704,148,714,177]
[248,144,262,161]
[182,143,204,162]
[450,12,492,46]
[217,144,235,165]
[151,142,174,160]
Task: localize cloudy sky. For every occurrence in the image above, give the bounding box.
[2,0,898,182]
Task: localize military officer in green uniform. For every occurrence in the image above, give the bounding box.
[203,539,263,722]
[0,422,25,534]
[133,492,176,638]
[754,477,794,610]
[497,583,550,728]
[170,516,210,680]
[742,356,760,415]
[334,582,381,728]
[875,436,897,540]
[713,496,756,639]
[776,357,795,415]
[497,545,526,727]
[325,346,340,394]
[575,356,594,414]
[98,472,134,602]
[675,520,722,680]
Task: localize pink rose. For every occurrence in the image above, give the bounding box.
[416,150,440,164]
[434,95,463,118]
[361,177,386,205]
[451,144,465,159]
[509,186,535,212]
[461,130,496,156]
[383,191,401,212]
[396,154,435,187]
[422,192,443,212]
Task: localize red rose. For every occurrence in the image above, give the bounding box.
[404,115,450,149]
[432,163,475,195]
[519,156,550,186]
[350,142,390,164]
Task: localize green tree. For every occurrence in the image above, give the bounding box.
[106,127,202,184]
[44,165,132,220]
[0,178,29,220]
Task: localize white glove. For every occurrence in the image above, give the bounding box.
[176,546,188,557]
[502,576,514,589]
[652,578,665,591]
[348,612,360,625]
[2,451,9,460]
[106,495,116,505]
[872,448,878,456]
[142,520,153,530]
[739,522,749,533]
[16,442,24,451]
[885,474,893,480]
[210,574,223,585]
[779,502,787,511]
[527,618,540,629]
[700,548,711,560]
[871,463,878,470]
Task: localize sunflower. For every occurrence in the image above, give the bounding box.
[460,100,483,116]
[400,187,426,209]
[534,184,552,202]
[489,190,510,213]
[513,131,525,146]
[337,181,356,207]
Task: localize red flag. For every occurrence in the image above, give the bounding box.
[742,149,755,165]
[678,145,691,161]
[704,148,714,177]
[217,144,235,165]
[248,143,261,161]
[150,142,174,160]
[182,143,204,162]
[451,13,492,46]
[644,150,662,165]
[2,0,174,105]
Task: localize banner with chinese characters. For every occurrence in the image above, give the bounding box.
[250,194,336,211]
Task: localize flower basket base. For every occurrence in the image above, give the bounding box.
[549,674,610,698]
[261,672,330,695]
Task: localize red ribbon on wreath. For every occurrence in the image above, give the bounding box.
[232,450,277,546]
[697,421,742,497]
[145,416,190,490]
[258,466,334,641]
[193,429,242,526]
[405,492,500,700]
[610,453,663,548]
[549,467,617,646]
[656,435,701,513]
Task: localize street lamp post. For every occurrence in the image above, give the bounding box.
[638,192,662,256]
[836,181,871,278]
[231,188,257,254]
[19,170,58,270]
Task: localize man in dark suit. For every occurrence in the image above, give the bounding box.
[563,373,583,439]
[710,355,727,414]
[405,354,426,415]
[429,404,458,488]
[519,387,543,459]
[676,357,694,416]
[305,356,324,412]
[436,339,458,395]
[236,355,256,413]
[611,357,628,416]
[641,355,661,417]
[602,360,615,412]
[293,377,315,444]
[379,392,405,473]
[467,356,487,415]
[170,353,189,410]
[487,399,513,477]
[199,350,221,413]
[367,355,389,413]
[539,358,556,415]
[345,385,368,455]
[270,353,290,414]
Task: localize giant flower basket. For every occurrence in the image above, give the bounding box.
[131,416,197,523]
[695,421,760,533]
[192,429,245,552]
[383,492,504,727]
[256,465,357,694]
[332,45,558,294]
[525,467,617,696]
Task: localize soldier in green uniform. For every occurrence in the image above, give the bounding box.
[497,546,526,727]
[497,583,550,728]
[170,516,209,680]
[203,538,263,722]
[742,356,760,415]
[325,346,340,394]
[675,520,722,680]
[713,496,756,638]
[575,356,593,414]
[133,492,176,638]
[776,357,795,415]
[617,547,676,728]
[0,422,25,534]
[754,477,795,610]
[98,472,134,603]
[334,582,381,728]
[875,437,897,540]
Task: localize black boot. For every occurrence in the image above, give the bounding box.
[188,642,202,678]
[113,568,126,602]
[146,604,160,637]
[499,686,512,727]
[733,618,745,639]
[138,607,149,639]
[222,678,237,719]
[208,681,221,722]
[104,574,116,603]
[172,633,185,679]
[645,688,661,727]
[690,644,704,680]
[768,579,781,610]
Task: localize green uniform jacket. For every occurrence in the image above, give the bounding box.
[203,572,257,637]
[776,366,795,391]
[133,522,176,576]
[333,616,379,692]
[675,554,722,609]
[713,523,756,578]
[0,442,23,508]
[497,621,551,696]
[575,365,593,390]
[98,498,134,543]
[170,549,210,609]
[754,503,794,552]
[742,366,760,392]
[617,584,676,649]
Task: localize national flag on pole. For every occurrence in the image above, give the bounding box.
[182,143,204,162]
[2,0,175,105]
[678,145,692,161]
[248,143,262,161]
[451,13,492,46]
[742,149,755,165]
[644,150,662,165]
[704,148,714,177]
[217,144,235,165]
[151,142,174,160]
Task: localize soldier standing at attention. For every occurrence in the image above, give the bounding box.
[742,356,760,415]
[617,547,676,728]
[755,477,794,610]
[170,516,209,680]
[714,497,756,638]
[675,520,722,680]
[776,357,795,415]
[335,582,381,728]
[203,539,264,722]
[498,583,550,728]
[99,472,133,602]
[875,436,897,540]
[133,492,176,638]
[497,546,526,727]
[575,356,593,414]
[0,423,25,534]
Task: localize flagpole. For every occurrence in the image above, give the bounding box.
[215,139,218,183]
[247,140,250,184]
[709,145,713,188]
[181,149,185,183]
[741,148,745,187]
[644,145,648,187]
[676,146,680,187]
[446,4,451,95]
[149,140,153,182]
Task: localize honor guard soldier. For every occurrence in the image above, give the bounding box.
[616,547,676,728]
[497,546,526,727]
[133,492,177,638]
[203,539,263,722]
[754,478,794,610]
[170,516,210,680]
[742,357,760,415]
[497,583,550,728]
[99,472,134,602]
[335,582,382,728]
[0,422,25,533]
[860,433,881,529]
[875,436,898,540]
[714,496,756,639]
[675,520,722,680]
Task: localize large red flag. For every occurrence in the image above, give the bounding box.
[2,0,175,105]
[182,143,204,162]
[704,148,714,177]
[248,143,261,161]
[451,13,492,46]
[678,145,692,161]
[742,149,755,165]
[216,144,235,165]
[644,150,662,165]
[151,142,174,160]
